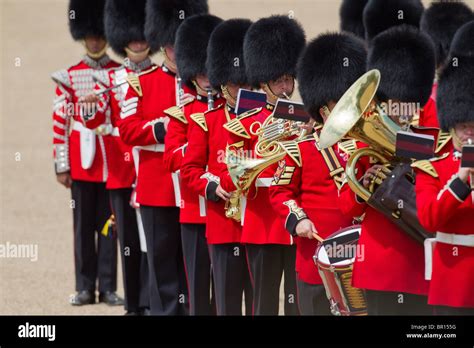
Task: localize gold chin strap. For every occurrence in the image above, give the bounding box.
[83,41,108,59]
[450,128,464,151]
[221,85,236,107]
[124,47,150,61]
[262,82,294,104]
[161,47,177,73]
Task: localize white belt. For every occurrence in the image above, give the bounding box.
[425,232,474,281]
[135,144,165,152]
[73,121,116,136]
[436,232,474,247]
[256,177,273,188]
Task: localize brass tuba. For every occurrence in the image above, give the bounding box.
[319,69,401,201]
[319,69,431,243]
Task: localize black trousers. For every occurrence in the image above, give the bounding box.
[181,223,214,315]
[140,205,187,315]
[109,188,149,313]
[246,244,299,315]
[209,243,253,315]
[434,306,474,316]
[71,180,117,293]
[296,279,332,315]
[366,290,433,315]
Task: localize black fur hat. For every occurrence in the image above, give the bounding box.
[363,0,424,41]
[206,19,253,90]
[175,14,223,85]
[243,15,306,86]
[145,0,209,52]
[297,32,367,123]
[420,1,473,66]
[68,0,106,41]
[367,25,435,105]
[450,20,474,58]
[104,0,147,57]
[437,22,474,131]
[340,0,369,39]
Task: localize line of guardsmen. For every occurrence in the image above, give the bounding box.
[52,0,474,316]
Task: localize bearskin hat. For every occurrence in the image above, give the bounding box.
[145,0,209,52]
[437,21,474,131]
[297,32,367,123]
[243,15,306,86]
[450,20,474,58]
[104,0,147,57]
[68,0,106,41]
[367,25,435,105]
[363,0,424,41]
[175,14,222,85]
[206,19,253,90]
[420,1,473,66]
[340,0,369,39]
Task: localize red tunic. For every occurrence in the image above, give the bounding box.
[339,127,451,295]
[221,105,293,245]
[181,104,243,244]
[164,95,224,224]
[415,149,474,308]
[419,83,439,128]
[117,65,178,207]
[51,56,120,182]
[269,135,353,284]
[84,65,157,189]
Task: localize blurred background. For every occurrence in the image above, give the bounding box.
[0,0,470,314]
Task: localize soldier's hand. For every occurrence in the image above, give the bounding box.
[56,172,72,188]
[179,93,194,106]
[79,94,100,105]
[295,218,320,240]
[362,164,390,189]
[216,185,231,201]
[298,119,316,134]
[458,167,474,183]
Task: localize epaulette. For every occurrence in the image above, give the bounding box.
[223,107,261,139]
[91,69,110,87]
[435,130,452,154]
[126,66,159,97]
[164,106,188,124]
[51,69,71,89]
[190,112,208,132]
[338,139,358,156]
[204,103,224,115]
[279,140,302,167]
[411,152,449,178]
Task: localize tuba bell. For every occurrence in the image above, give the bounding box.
[319,69,431,244]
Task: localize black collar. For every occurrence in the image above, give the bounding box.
[265,102,275,111]
[226,103,236,115]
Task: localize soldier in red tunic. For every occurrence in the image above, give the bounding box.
[180,18,254,315]
[164,13,224,315]
[339,26,448,315]
[220,16,306,315]
[51,0,123,306]
[415,21,474,315]
[81,0,155,315]
[269,32,367,315]
[118,0,209,315]
[419,1,473,128]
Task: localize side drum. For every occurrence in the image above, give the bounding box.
[313,225,367,316]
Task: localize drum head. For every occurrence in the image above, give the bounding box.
[315,225,361,267]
